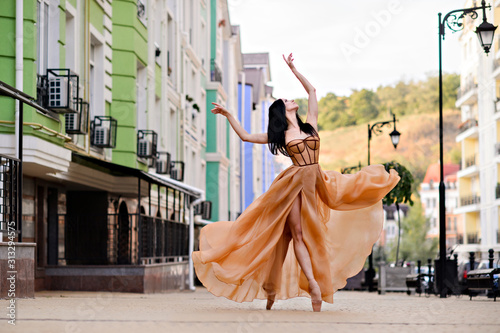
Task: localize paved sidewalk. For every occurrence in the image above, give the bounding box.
[1,287,499,333]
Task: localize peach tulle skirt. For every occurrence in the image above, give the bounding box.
[192,164,400,304]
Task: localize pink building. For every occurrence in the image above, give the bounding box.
[419,163,463,247]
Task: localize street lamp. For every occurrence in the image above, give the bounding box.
[437,0,496,298]
[366,112,400,292]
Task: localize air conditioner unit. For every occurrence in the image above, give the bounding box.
[201,201,212,220]
[48,77,72,108]
[94,126,109,146]
[156,160,169,174]
[138,139,152,157]
[65,113,79,132]
[170,168,179,180]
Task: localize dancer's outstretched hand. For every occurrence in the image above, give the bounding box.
[211,102,230,117]
[283,53,295,70]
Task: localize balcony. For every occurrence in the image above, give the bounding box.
[456,78,478,107]
[460,194,480,206]
[210,59,222,83]
[466,232,479,244]
[457,153,479,178]
[464,154,477,168]
[456,118,479,142]
[496,183,500,199]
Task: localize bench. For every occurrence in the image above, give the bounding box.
[466,268,500,301]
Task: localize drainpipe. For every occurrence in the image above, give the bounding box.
[188,196,204,291]
[15,0,23,159]
[239,72,245,211]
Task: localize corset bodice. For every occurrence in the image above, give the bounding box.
[286,135,320,167]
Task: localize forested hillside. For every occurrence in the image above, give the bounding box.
[293,74,461,187]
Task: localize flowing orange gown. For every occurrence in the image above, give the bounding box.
[192,135,400,304]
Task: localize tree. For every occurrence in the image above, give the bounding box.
[349,89,379,124]
[394,197,438,263]
[317,93,351,130]
[295,98,308,118]
[382,161,414,265]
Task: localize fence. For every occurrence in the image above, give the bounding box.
[0,154,21,240]
[140,215,189,264]
[57,212,188,265]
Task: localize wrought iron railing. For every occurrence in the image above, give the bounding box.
[458,118,478,133]
[456,78,478,100]
[139,215,188,263]
[467,232,479,244]
[464,154,477,168]
[460,194,480,206]
[210,59,222,83]
[0,154,21,240]
[56,212,189,265]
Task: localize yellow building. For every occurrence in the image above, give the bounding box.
[455,0,500,261]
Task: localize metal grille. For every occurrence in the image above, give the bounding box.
[0,155,21,239]
[140,215,188,263]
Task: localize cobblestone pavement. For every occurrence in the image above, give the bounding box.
[1,287,499,333]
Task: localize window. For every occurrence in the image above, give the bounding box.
[89,35,105,117]
[65,10,76,71]
[169,108,177,157]
[36,0,50,76]
[89,44,95,118]
[136,62,147,130]
[154,0,162,65]
[167,14,176,87]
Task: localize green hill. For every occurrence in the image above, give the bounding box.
[318,109,461,186]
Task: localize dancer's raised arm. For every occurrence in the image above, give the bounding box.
[211,103,268,144]
[283,53,318,131]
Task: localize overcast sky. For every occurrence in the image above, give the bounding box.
[228,0,470,99]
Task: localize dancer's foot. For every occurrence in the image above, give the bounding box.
[309,279,322,312]
[266,294,276,310]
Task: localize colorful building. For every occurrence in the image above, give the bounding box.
[419,163,462,246]
[0,0,223,294]
[455,0,500,261]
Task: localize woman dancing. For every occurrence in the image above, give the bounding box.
[192,53,400,312]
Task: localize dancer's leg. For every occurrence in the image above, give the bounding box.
[264,224,292,310]
[286,194,322,311]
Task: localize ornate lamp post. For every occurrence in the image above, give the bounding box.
[366,113,400,291]
[340,161,363,174]
[437,0,496,298]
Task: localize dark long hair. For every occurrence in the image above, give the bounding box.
[267,99,317,156]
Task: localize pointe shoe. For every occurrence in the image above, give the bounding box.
[266,294,276,310]
[309,280,322,312]
[311,299,322,312]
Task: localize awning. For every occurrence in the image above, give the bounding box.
[72,153,203,199]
